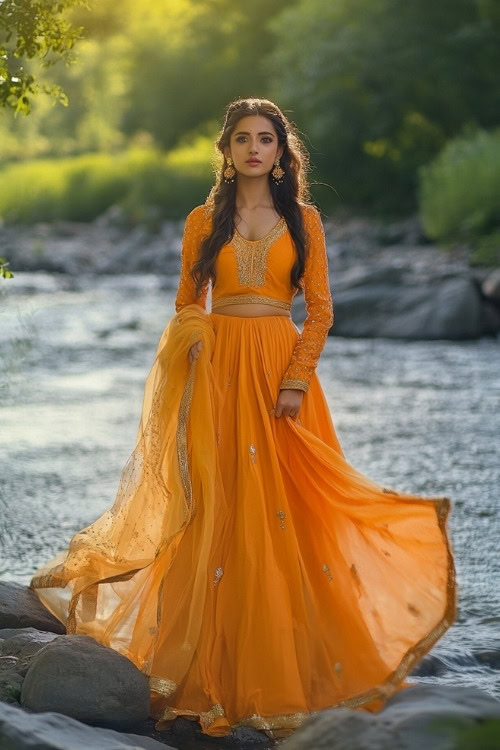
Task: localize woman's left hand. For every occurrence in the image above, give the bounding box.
[274,389,304,418]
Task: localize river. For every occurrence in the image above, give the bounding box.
[1,271,499,702]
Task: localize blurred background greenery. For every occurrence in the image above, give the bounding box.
[1,0,499,264]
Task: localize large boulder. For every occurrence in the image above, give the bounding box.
[0,700,173,750]
[279,683,500,750]
[329,267,483,339]
[0,582,66,634]
[20,634,150,730]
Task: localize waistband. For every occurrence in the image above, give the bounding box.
[211,294,292,311]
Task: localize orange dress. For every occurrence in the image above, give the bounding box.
[29,201,457,740]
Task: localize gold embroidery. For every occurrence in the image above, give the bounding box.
[280,205,334,391]
[231,217,287,286]
[351,563,361,584]
[66,590,79,634]
[276,509,286,529]
[213,566,224,586]
[212,294,291,310]
[280,379,309,392]
[199,703,225,726]
[249,443,257,464]
[176,356,197,516]
[175,205,211,312]
[322,563,333,581]
[149,676,178,697]
[155,703,226,733]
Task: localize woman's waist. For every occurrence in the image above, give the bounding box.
[211,293,292,317]
[211,304,291,318]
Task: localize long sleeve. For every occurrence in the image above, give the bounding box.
[279,206,334,392]
[174,205,210,313]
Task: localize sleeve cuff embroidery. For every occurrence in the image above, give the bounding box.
[279,379,309,392]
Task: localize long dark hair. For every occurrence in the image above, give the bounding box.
[191,97,317,299]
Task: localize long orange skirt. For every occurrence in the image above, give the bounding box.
[30,305,457,740]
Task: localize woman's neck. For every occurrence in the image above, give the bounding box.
[235,176,274,210]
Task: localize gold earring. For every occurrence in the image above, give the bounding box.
[272,156,284,184]
[223,156,236,183]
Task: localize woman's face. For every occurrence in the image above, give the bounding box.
[225,115,283,180]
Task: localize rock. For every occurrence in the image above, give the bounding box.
[0,582,66,634]
[0,700,174,750]
[279,683,500,750]
[0,662,24,704]
[374,215,430,247]
[480,299,500,336]
[482,268,500,303]
[330,268,483,339]
[0,628,61,677]
[21,634,150,730]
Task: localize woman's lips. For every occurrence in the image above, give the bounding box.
[246,160,261,165]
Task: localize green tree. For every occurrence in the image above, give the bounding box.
[266,0,500,215]
[0,0,89,278]
[0,0,88,116]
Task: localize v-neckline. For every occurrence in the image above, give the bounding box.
[233,216,285,244]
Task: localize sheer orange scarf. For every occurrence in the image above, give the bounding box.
[30,303,228,687]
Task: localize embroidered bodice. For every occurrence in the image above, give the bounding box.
[174,202,334,391]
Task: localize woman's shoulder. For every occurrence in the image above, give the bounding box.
[298,202,321,220]
[187,202,214,224]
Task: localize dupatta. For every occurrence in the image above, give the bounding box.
[30,303,228,687]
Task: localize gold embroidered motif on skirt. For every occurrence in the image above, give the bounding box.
[213,566,224,586]
[322,562,333,581]
[276,509,286,529]
[249,443,257,464]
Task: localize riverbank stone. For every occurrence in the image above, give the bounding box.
[20,634,150,730]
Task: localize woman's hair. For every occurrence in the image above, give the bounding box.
[190,97,316,298]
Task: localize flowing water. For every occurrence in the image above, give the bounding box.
[1,272,499,704]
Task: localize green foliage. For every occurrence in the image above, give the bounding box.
[469,231,500,267]
[266,0,500,215]
[1,0,500,217]
[427,716,500,750]
[0,0,89,115]
[418,126,500,265]
[453,718,500,749]
[0,143,215,224]
[0,257,14,278]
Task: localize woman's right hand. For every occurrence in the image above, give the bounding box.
[188,339,203,363]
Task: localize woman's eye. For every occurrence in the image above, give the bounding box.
[236,136,273,143]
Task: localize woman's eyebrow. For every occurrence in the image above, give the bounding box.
[234,131,275,136]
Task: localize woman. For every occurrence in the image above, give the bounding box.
[30,97,457,741]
